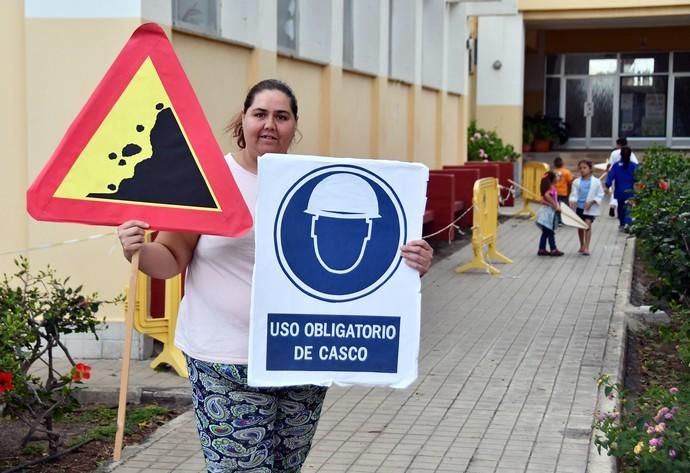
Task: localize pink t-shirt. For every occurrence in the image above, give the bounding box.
[174,154,256,364]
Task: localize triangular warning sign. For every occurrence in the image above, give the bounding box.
[27,23,252,237]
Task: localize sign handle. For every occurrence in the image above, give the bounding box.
[113,250,140,462]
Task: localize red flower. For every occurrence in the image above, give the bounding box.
[660,179,669,191]
[0,371,13,394]
[72,363,92,382]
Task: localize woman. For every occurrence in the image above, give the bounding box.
[605,146,638,231]
[117,79,433,472]
[569,159,604,256]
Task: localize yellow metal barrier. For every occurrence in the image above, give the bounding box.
[513,161,550,219]
[456,177,512,275]
[127,233,187,377]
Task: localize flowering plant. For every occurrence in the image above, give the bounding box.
[630,146,690,310]
[467,121,519,162]
[593,375,690,472]
[0,257,121,454]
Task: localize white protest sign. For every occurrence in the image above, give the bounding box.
[248,154,428,388]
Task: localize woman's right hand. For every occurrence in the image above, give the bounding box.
[117,220,150,261]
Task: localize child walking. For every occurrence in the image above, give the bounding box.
[536,171,563,256]
[569,160,605,256]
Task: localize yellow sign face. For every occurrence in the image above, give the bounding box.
[54,58,217,210]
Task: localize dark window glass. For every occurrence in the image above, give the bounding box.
[565,54,617,75]
[674,52,690,72]
[619,76,667,137]
[545,78,560,117]
[673,77,690,136]
[546,56,562,75]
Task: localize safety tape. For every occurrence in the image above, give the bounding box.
[0,231,117,257]
[422,204,476,241]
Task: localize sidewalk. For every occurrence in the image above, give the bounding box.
[96,197,629,473]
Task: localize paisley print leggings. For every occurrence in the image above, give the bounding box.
[185,355,328,473]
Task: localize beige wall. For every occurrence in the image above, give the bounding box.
[172,32,251,148]
[335,71,373,158]
[4,12,466,321]
[415,88,438,169]
[1,2,27,263]
[476,105,523,158]
[380,82,410,162]
[276,57,323,156]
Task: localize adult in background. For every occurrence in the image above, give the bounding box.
[605,146,638,232]
[606,137,639,217]
[117,79,433,472]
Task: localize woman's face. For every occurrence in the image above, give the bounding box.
[579,163,592,177]
[241,89,297,158]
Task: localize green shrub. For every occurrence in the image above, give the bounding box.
[467,121,519,162]
[630,146,690,309]
[0,257,122,455]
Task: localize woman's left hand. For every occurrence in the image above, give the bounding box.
[401,239,433,276]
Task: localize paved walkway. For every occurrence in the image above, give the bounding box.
[96,197,629,473]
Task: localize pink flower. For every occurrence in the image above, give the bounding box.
[670,387,679,394]
[664,413,673,420]
[669,449,677,458]
[649,437,663,448]
[655,423,666,433]
[479,149,487,158]
[660,179,669,191]
[473,132,482,140]
[646,426,655,435]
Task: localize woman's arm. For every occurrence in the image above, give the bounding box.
[118,220,199,279]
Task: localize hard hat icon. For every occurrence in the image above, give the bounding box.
[305,173,380,275]
[305,174,381,219]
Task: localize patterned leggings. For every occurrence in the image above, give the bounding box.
[185,355,328,473]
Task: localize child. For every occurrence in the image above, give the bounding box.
[607,137,639,217]
[553,156,574,225]
[605,146,638,231]
[569,160,605,256]
[536,171,563,256]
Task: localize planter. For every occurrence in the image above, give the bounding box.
[532,139,552,153]
[522,143,532,153]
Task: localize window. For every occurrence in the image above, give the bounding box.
[343,0,354,68]
[619,76,667,137]
[564,54,617,75]
[173,0,219,35]
[621,53,669,74]
[277,0,298,54]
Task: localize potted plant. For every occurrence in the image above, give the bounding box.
[524,114,567,152]
[522,126,534,153]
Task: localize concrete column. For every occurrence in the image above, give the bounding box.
[476,14,525,157]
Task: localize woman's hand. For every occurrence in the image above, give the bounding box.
[117,220,150,261]
[401,239,433,276]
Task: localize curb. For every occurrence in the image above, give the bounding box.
[96,409,196,472]
[587,236,635,473]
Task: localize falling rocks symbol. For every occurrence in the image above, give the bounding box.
[88,106,217,208]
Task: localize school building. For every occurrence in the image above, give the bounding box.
[1,0,688,358]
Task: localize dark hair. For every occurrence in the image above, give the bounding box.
[616,137,628,146]
[578,159,593,171]
[620,146,632,169]
[226,79,299,149]
[553,156,564,168]
[540,171,557,196]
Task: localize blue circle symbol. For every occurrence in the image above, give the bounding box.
[274,165,406,302]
